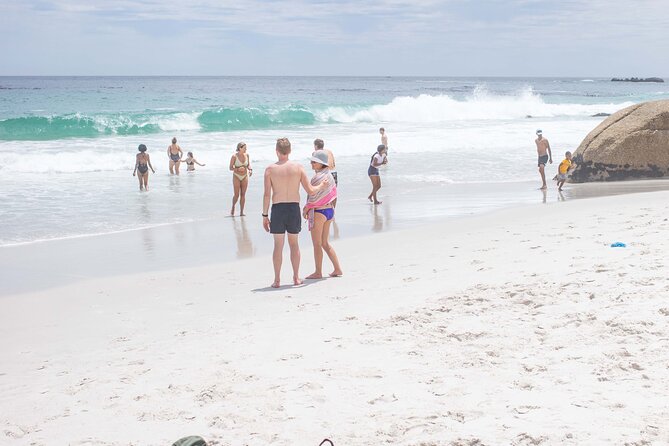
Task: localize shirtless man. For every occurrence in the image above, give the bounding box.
[380,127,388,151]
[167,137,183,175]
[314,138,337,206]
[535,129,552,189]
[263,138,327,288]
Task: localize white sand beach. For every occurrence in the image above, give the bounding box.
[2,190,669,445]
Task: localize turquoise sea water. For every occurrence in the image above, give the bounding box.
[1,76,668,246]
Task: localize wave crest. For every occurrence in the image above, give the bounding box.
[0,88,633,141]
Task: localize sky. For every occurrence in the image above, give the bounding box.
[1,0,668,76]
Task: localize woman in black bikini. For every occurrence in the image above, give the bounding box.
[184,151,206,172]
[133,144,155,191]
[167,137,183,175]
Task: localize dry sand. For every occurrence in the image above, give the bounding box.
[1,191,668,445]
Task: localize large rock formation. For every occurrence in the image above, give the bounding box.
[570,100,669,182]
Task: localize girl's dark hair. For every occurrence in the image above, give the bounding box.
[371,145,386,163]
[187,151,193,157]
[138,144,147,152]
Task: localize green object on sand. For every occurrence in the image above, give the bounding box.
[172,436,207,446]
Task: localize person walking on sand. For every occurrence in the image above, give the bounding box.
[368,144,388,204]
[263,138,328,288]
[556,151,574,191]
[535,129,552,189]
[230,142,253,216]
[167,137,183,175]
[184,151,205,172]
[303,150,342,280]
[380,127,388,151]
[313,138,337,206]
[133,144,155,191]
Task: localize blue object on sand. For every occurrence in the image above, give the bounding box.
[610,242,626,248]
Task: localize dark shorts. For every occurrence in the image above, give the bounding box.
[270,202,301,234]
[538,155,549,167]
[368,165,379,176]
[331,171,338,186]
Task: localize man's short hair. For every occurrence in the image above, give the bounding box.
[379,127,385,132]
[276,137,291,155]
[314,139,324,150]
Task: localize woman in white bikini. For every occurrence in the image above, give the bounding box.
[229,142,252,216]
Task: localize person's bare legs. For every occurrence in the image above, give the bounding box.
[368,175,375,202]
[539,165,547,189]
[306,213,326,279]
[169,160,175,175]
[239,177,248,216]
[137,174,144,191]
[322,219,342,277]
[141,173,149,191]
[557,179,564,191]
[175,160,181,175]
[287,233,303,285]
[231,177,241,216]
[271,233,285,288]
[372,176,382,204]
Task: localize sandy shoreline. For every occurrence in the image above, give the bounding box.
[1,190,669,445]
[3,178,669,296]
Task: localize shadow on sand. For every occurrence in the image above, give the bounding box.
[252,277,327,292]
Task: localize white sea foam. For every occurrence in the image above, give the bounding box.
[318,88,633,123]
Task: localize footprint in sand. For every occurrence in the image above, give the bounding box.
[513,433,548,445]
[367,393,398,405]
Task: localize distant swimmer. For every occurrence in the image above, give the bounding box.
[303,150,342,279]
[380,127,388,151]
[230,142,252,216]
[133,144,155,191]
[263,138,328,288]
[184,151,206,172]
[535,129,552,190]
[367,144,388,205]
[314,138,337,207]
[167,137,183,175]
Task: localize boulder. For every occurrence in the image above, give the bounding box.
[570,100,669,182]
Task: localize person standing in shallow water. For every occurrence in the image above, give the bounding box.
[167,137,183,175]
[368,144,388,204]
[184,151,205,172]
[230,142,252,216]
[380,127,388,150]
[133,144,155,191]
[535,129,552,189]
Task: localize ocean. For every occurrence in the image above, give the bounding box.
[1,76,668,247]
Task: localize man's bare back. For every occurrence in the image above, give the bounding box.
[265,160,306,204]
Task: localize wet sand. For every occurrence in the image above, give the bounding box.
[2,179,669,295]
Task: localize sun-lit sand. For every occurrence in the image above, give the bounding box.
[1,190,668,445]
